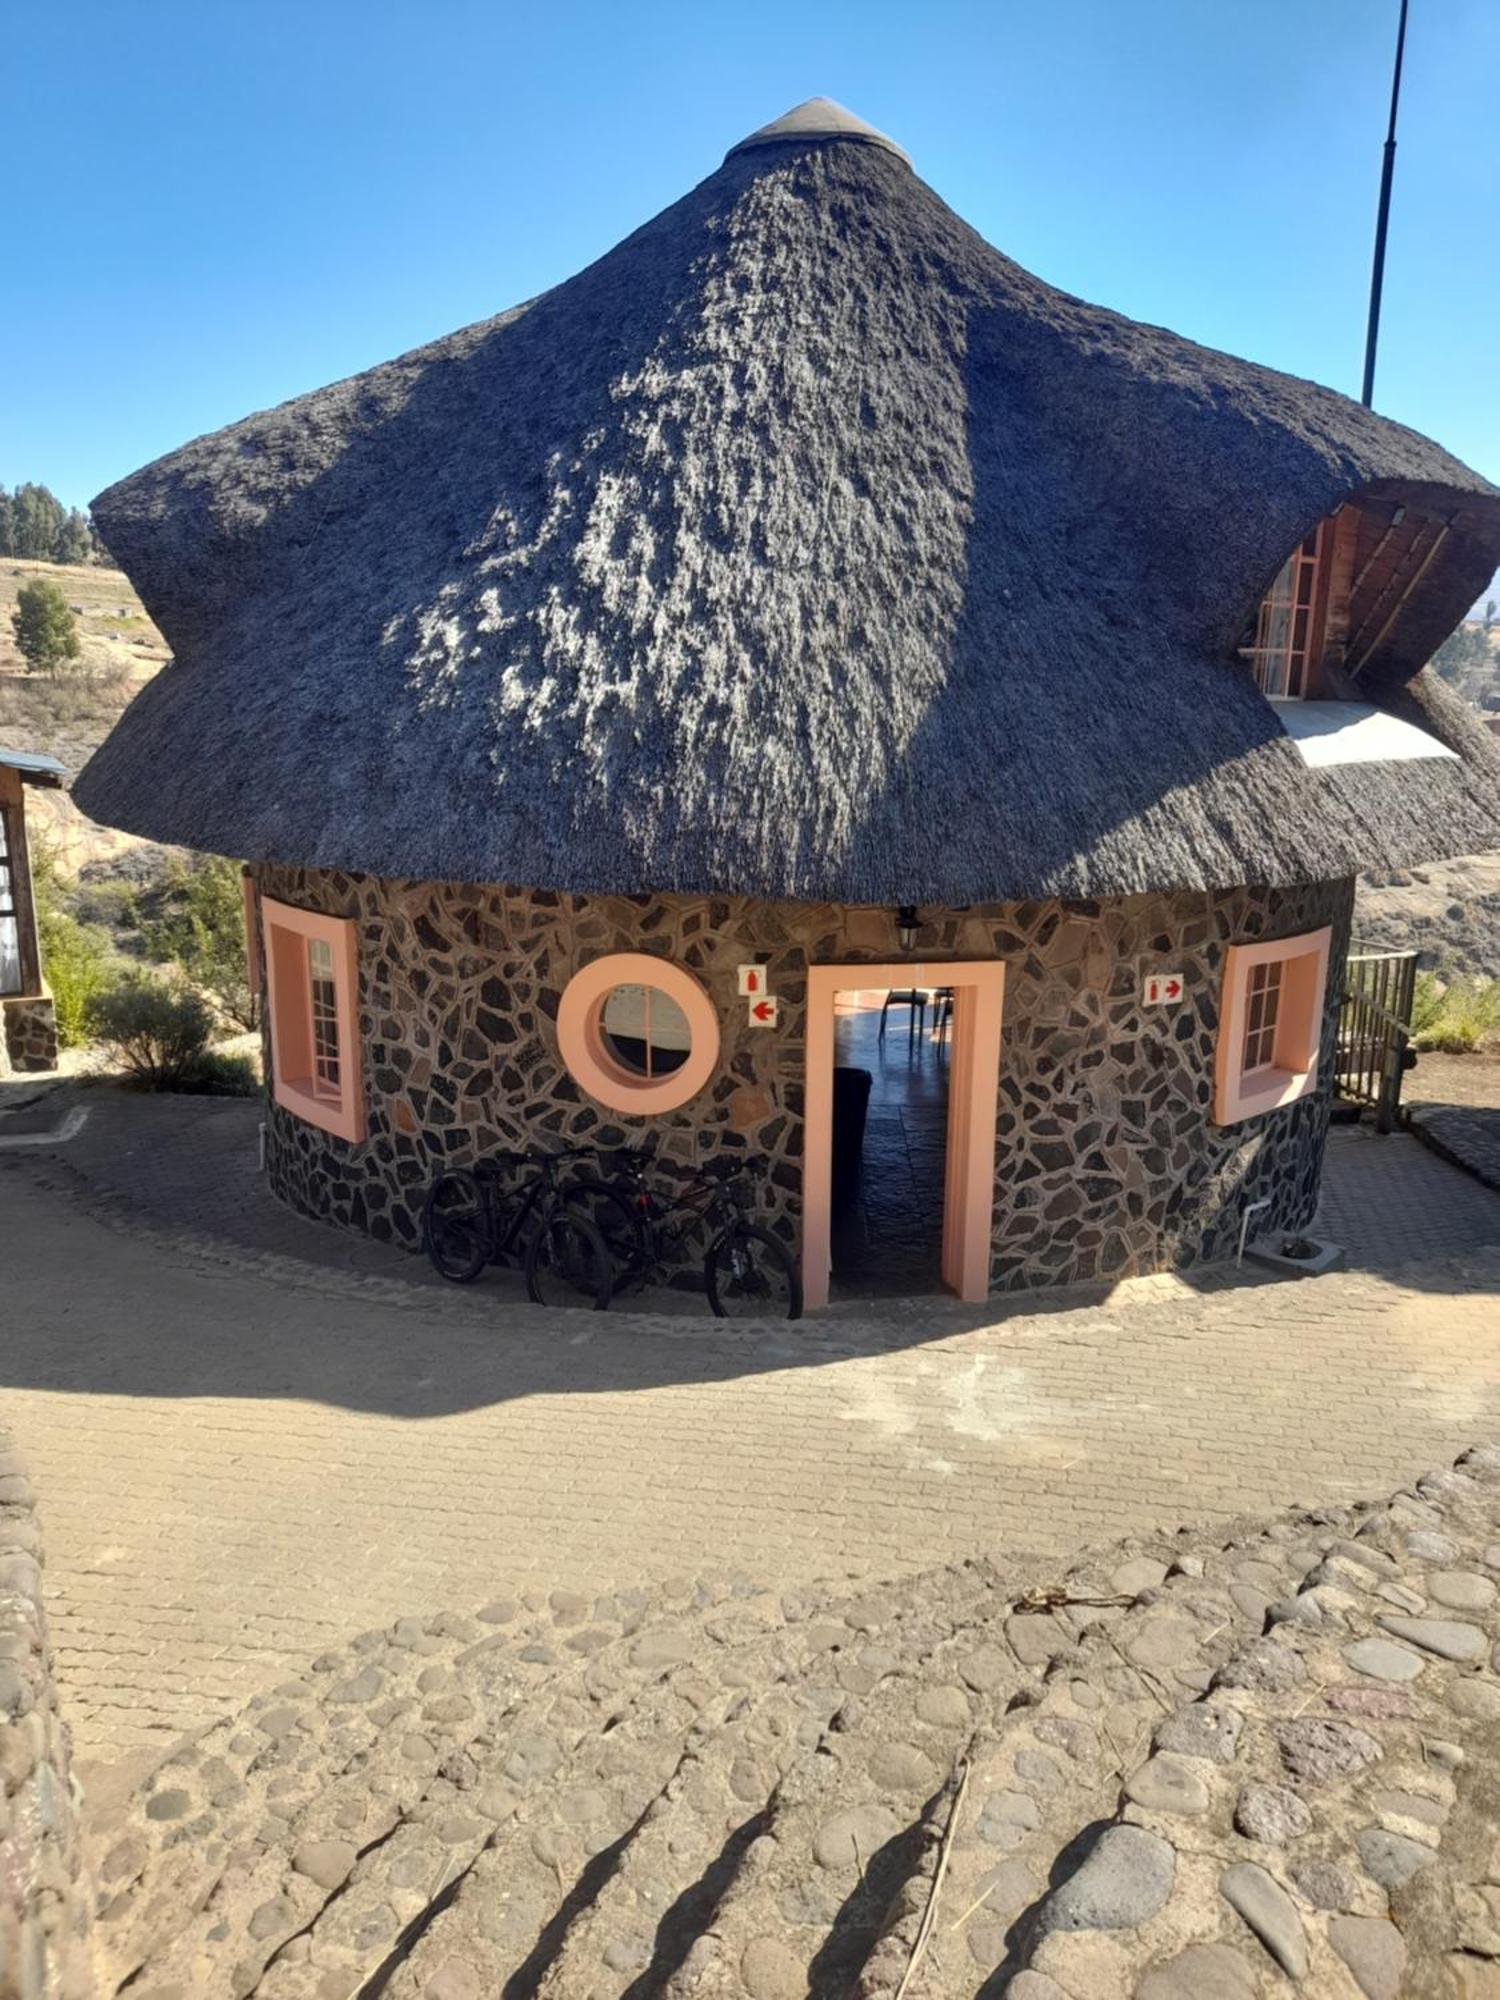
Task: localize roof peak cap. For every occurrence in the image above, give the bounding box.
[725,97,910,168]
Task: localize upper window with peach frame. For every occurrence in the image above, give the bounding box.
[1245,524,1327,698]
[261,895,365,1142]
[557,953,720,1115]
[1213,927,1332,1125]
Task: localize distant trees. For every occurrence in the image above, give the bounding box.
[11,577,82,674]
[142,854,261,1029]
[54,508,94,565]
[1431,620,1497,705]
[0,482,97,565]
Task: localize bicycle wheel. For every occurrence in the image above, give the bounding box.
[705,1224,802,1321]
[566,1176,649,1289]
[423,1170,492,1283]
[525,1206,614,1310]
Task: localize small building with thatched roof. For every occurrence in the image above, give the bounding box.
[1,746,65,1076]
[77,100,1500,1303]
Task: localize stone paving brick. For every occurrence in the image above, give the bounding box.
[1317,1123,1500,1262]
[1407,1099,1500,1194]
[2,1143,1499,1797]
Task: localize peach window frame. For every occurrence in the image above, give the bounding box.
[1213,926,1332,1126]
[241,872,261,996]
[804,961,1005,1311]
[1248,522,1326,698]
[261,895,366,1143]
[557,953,721,1116]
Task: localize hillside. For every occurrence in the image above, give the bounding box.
[0,557,167,872]
[1356,853,1500,978]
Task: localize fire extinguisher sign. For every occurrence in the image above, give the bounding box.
[1142,972,1185,1006]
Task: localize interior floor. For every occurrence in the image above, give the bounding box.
[829,990,951,1296]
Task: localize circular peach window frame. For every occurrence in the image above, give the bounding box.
[557,953,721,1115]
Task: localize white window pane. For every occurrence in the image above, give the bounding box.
[307,937,341,1095]
[601,983,692,1080]
[0,913,20,995]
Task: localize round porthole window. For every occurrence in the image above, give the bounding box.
[598,983,692,1079]
[558,953,720,1114]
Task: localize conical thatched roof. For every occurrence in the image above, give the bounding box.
[78,100,1500,903]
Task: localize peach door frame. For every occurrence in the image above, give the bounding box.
[803,961,1006,1311]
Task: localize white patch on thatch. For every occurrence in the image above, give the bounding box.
[1271,700,1459,768]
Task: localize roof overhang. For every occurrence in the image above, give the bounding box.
[0,747,67,789]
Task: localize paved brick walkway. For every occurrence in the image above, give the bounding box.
[1406,1101,1500,1193]
[3,1105,1499,1790]
[1317,1120,1500,1256]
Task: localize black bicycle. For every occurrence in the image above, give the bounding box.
[572,1149,802,1320]
[422,1149,614,1310]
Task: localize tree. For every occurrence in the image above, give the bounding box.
[0,484,95,564]
[10,483,65,561]
[55,508,93,565]
[11,577,82,673]
[143,854,259,1028]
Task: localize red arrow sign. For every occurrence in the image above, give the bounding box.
[1165,978,1181,998]
[751,1000,774,1022]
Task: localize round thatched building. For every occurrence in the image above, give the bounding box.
[78,100,1500,1305]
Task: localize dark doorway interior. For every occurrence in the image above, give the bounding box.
[828,989,951,1296]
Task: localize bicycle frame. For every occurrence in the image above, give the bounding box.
[474,1162,555,1263]
[608,1161,749,1282]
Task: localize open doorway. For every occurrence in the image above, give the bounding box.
[826,989,952,1293]
[804,962,1004,1310]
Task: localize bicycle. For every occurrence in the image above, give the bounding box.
[572,1147,802,1320]
[422,1148,614,1310]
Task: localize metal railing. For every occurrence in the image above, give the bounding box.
[1337,949,1419,1132]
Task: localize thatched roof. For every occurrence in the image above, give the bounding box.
[78,99,1500,903]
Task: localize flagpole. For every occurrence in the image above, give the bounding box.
[1361,0,1410,408]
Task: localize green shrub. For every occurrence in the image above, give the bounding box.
[1411,971,1500,1054]
[71,877,139,933]
[38,909,114,1046]
[91,970,215,1087]
[1410,969,1446,1042]
[175,1049,259,1096]
[29,843,114,1046]
[142,853,258,1028]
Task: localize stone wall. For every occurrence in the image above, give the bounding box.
[253,866,1353,1295]
[2,997,59,1077]
[0,1428,93,1999]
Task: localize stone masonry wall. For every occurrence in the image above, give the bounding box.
[253,868,1360,1288]
[1,998,59,1077]
[0,1427,93,1999]
[253,867,1353,1295]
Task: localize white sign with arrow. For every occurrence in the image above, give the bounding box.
[747,995,780,1029]
[1142,971,1185,1006]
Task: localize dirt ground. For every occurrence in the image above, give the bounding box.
[1409,1048,1500,1109]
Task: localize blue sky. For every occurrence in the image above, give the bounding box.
[6,0,1498,514]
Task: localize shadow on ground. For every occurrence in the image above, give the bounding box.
[1,1077,1496,1423]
